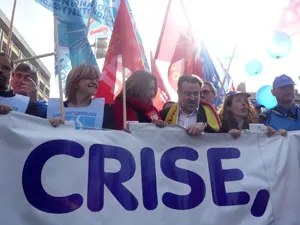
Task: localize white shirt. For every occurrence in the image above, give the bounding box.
[178,108,198,128]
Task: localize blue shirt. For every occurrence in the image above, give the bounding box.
[259,104,300,131]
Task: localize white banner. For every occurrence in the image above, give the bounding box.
[0,112,299,225]
[0,94,29,113]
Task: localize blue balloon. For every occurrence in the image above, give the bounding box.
[245,60,263,76]
[267,31,292,59]
[256,85,277,109]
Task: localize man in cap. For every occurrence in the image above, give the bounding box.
[259,74,300,131]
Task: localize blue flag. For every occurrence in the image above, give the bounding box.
[35,0,149,92]
[200,43,232,106]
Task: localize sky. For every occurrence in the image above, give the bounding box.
[1,0,299,97]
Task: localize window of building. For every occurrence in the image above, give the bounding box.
[45,88,50,97]
[11,51,18,61]
[39,82,45,92]
[2,42,7,52]
[38,94,44,101]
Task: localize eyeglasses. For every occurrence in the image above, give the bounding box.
[181,91,200,97]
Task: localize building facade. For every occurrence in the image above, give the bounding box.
[0,10,50,101]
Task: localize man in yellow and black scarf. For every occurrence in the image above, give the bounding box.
[155,75,221,135]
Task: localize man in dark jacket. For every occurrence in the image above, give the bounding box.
[157,75,221,135]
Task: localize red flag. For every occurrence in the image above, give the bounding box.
[151,51,171,110]
[95,0,145,103]
[155,0,203,93]
[167,31,203,92]
[276,0,300,35]
[155,0,186,61]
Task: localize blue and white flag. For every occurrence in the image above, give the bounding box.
[35,0,149,94]
[200,43,232,106]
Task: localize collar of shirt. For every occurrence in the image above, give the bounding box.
[179,107,199,117]
[274,104,298,116]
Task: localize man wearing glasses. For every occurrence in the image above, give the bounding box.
[201,81,216,105]
[156,74,221,135]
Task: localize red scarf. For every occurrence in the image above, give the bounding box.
[113,97,161,130]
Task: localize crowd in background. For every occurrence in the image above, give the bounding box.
[1,51,298,139]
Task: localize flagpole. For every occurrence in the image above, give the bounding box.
[150,51,153,73]
[122,62,127,129]
[6,0,17,55]
[53,15,65,120]
[86,11,93,35]
[155,0,173,58]
[216,56,230,94]
[214,44,238,107]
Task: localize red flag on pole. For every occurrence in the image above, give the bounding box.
[155,0,186,61]
[151,51,170,110]
[276,0,300,36]
[95,0,145,103]
[167,33,203,92]
[155,0,203,93]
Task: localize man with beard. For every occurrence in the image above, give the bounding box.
[259,74,300,131]
[0,53,46,117]
[156,75,221,135]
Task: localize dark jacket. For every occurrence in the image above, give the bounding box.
[159,105,218,133]
[220,118,249,133]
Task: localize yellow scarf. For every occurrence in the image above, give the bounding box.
[164,102,221,132]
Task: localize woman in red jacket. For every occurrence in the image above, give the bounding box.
[113,70,161,130]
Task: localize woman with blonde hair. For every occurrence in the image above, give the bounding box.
[49,64,114,129]
[64,64,100,107]
[113,70,161,130]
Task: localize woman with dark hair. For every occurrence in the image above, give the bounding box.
[218,91,258,138]
[113,70,161,130]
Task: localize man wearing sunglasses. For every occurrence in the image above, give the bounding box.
[201,81,216,105]
[155,75,221,135]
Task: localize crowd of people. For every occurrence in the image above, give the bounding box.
[0,51,298,138]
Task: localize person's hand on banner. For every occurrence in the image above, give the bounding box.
[0,105,13,115]
[266,126,276,137]
[278,129,288,137]
[265,126,287,137]
[186,122,206,136]
[229,129,242,139]
[49,118,65,128]
[153,119,165,128]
